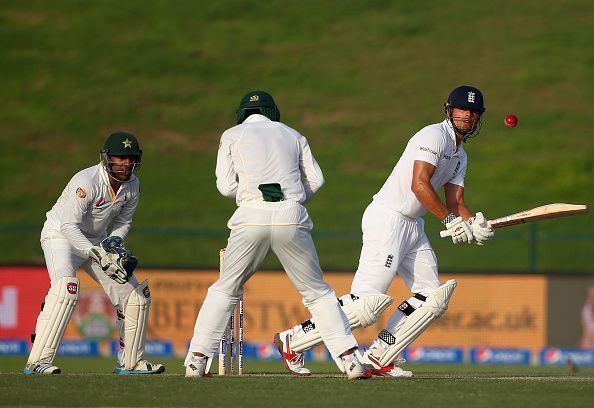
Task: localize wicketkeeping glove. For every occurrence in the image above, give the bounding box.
[468,212,495,246]
[442,213,474,245]
[86,236,138,284]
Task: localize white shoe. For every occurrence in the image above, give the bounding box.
[359,348,413,378]
[185,354,212,378]
[114,359,165,375]
[274,332,311,376]
[340,353,371,380]
[23,362,61,375]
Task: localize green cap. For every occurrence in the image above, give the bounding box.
[102,131,142,156]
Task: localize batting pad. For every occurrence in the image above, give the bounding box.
[378,279,457,366]
[27,276,79,365]
[291,293,393,353]
[123,280,151,369]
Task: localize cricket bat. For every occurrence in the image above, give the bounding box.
[440,203,589,238]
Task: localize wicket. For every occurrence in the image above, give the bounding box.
[218,248,244,375]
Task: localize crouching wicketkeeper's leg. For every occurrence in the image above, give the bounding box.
[113,280,164,374]
[24,277,79,375]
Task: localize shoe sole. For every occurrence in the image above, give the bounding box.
[113,366,165,375]
[23,367,61,375]
[273,333,311,377]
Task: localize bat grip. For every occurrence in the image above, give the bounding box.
[440,230,451,238]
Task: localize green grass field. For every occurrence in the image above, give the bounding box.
[1,0,593,272]
[1,357,594,407]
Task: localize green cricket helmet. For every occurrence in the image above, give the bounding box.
[100,131,142,182]
[236,91,280,124]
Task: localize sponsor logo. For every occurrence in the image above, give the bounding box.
[471,347,531,365]
[442,154,451,160]
[405,346,463,363]
[384,254,393,268]
[143,286,151,298]
[75,187,87,199]
[419,146,438,155]
[57,340,99,356]
[540,348,594,366]
[0,340,28,355]
[95,197,106,207]
[73,289,115,340]
[67,282,78,294]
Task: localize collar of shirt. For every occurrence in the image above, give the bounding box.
[243,114,272,124]
[98,163,131,200]
[441,119,459,151]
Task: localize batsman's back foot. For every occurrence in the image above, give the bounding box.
[114,360,165,375]
[273,332,311,376]
[23,362,61,375]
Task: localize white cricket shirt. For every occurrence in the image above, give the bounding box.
[41,164,140,252]
[373,119,468,218]
[215,114,324,229]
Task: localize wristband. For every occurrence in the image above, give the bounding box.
[442,213,457,225]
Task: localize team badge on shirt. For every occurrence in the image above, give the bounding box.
[76,187,87,199]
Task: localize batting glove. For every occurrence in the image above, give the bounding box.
[468,212,495,246]
[442,213,474,245]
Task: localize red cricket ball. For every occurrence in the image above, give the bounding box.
[504,114,518,127]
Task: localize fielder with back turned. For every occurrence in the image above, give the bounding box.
[274,85,495,377]
[24,131,164,375]
[184,91,369,379]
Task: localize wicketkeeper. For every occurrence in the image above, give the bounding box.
[23,131,164,375]
[274,85,495,378]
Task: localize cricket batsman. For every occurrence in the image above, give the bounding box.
[24,131,164,375]
[274,85,495,377]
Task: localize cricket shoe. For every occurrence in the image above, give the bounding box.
[185,354,212,378]
[358,348,413,378]
[23,362,61,375]
[113,359,165,375]
[273,332,311,376]
[340,353,371,380]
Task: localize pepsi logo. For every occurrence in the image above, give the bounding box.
[475,347,492,363]
[407,346,424,361]
[543,348,562,364]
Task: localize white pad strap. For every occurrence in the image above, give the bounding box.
[123,280,151,369]
[27,277,79,365]
[378,279,457,366]
[291,293,393,353]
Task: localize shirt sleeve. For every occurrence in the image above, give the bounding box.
[59,177,95,252]
[110,184,140,240]
[410,129,445,166]
[215,132,238,199]
[299,134,325,202]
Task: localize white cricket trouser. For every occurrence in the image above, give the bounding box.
[37,237,139,365]
[351,201,441,346]
[189,202,357,358]
[41,238,138,308]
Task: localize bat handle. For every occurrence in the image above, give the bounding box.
[439,230,451,238]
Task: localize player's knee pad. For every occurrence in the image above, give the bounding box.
[291,293,393,353]
[27,277,79,365]
[378,279,456,366]
[122,280,151,369]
